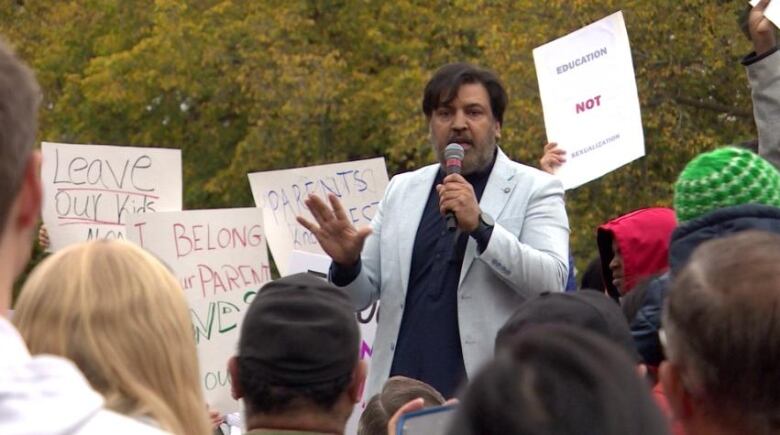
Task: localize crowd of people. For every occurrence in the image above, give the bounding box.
[3,1,780,435]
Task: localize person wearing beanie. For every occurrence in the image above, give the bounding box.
[669,147,780,270]
[636,147,780,357]
[227,273,366,435]
[673,146,780,222]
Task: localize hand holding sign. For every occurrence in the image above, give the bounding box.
[539,142,567,175]
[297,193,373,266]
[749,0,778,55]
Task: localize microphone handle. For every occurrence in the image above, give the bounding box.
[446,211,458,231]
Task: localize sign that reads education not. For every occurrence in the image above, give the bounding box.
[533,11,644,189]
[40,142,182,251]
[247,157,389,276]
[126,208,271,413]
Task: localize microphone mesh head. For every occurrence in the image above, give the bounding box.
[444,143,465,161]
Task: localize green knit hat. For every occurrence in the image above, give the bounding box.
[674,147,780,222]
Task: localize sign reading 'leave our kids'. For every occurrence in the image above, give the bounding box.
[40,142,182,251]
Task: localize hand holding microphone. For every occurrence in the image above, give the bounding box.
[437,143,481,233]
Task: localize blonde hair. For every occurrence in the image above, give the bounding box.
[14,240,210,435]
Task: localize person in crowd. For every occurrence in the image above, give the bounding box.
[494,290,639,362]
[358,376,445,435]
[13,240,211,435]
[662,231,780,435]
[626,146,780,367]
[228,273,365,435]
[298,62,569,399]
[450,325,669,435]
[579,256,605,290]
[495,289,684,434]
[596,207,676,300]
[621,0,780,374]
[0,38,165,434]
[537,142,577,290]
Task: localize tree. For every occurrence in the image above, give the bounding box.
[3,0,759,277]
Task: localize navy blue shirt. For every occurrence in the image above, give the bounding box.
[333,156,495,398]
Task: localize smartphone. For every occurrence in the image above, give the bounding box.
[396,404,457,435]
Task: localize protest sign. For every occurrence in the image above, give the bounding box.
[750,0,780,27]
[126,208,270,413]
[247,157,389,276]
[533,11,644,189]
[40,142,182,251]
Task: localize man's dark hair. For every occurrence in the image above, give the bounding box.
[358,376,445,435]
[238,357,352,414]
[450,325,668,435]
[665,230,780,433]
[0,39,40,232]
[422,62,508,124]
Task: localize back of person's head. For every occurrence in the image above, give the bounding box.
[358,376,445,435]
[662,230,780,434]
[13,240,210,435]
[0,38,42,301]
[452,325,668,435]
[495,290,640,363]
[674,146,780,222]
[579,256,604,291]
[232,273,364,426]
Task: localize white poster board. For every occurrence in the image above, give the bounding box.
[247,157,389,276]
[126,208,270,413]
[750,0,780,27]
[41,142,182,251]
[533,11,644,189]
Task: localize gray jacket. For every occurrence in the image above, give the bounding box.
[747,49,780,168]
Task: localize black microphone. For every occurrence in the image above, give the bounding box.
[444,143,464,231]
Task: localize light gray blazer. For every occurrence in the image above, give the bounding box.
[748,49,780,170]
[335,148,570,398]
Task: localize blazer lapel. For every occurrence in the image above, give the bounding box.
[397,164,439,293]
[458,149,520,287]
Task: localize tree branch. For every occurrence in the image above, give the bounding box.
[673,95,752,118]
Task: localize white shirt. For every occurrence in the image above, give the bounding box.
[0,316,167,434]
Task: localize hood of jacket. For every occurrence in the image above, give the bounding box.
[597,207,677,299]
[669,204,780,273]
[0,316,105,435]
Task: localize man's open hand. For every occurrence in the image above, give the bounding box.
[297,193,372,266]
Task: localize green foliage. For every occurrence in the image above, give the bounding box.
[3,0,758,276]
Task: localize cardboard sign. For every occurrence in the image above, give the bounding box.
[126,208,270,413]
[41,142,182,251]
[247,158,389,276]
[534,11,644,189]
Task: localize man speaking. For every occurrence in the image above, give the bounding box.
[298,63,569,398]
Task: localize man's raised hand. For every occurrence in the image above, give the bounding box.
[296,193,372,266]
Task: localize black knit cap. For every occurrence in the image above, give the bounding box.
[238,272,360,386]
[495,291,640,362]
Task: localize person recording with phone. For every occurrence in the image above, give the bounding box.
[298,62,569,400]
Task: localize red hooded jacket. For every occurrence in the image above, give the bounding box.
[597,207,677,299]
